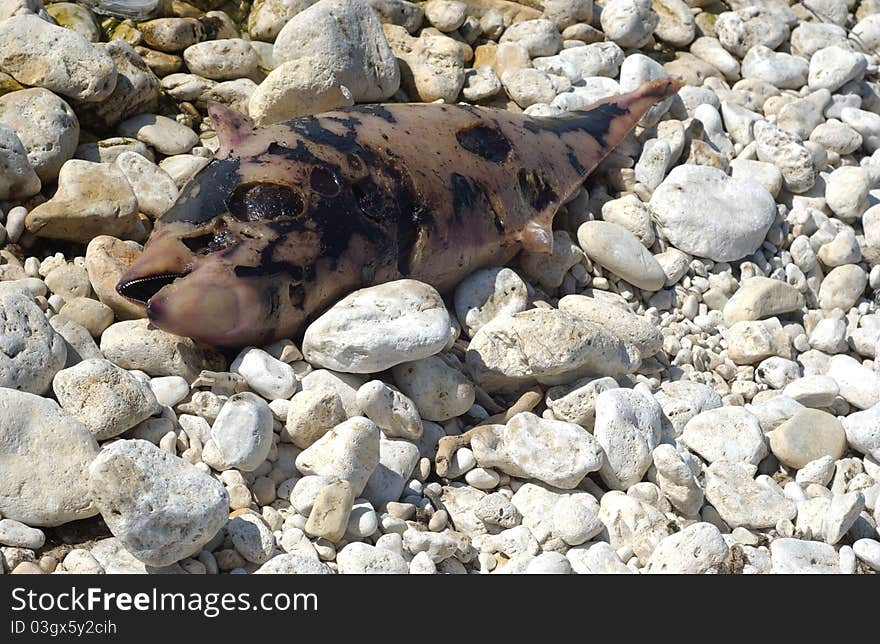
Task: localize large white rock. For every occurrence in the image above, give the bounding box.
[295,417,381,496]
[100,319,225,381]
[841,403,880,460]
[470,412,604,489]
[704,461,796,529]
[231,346,297,400]
[0,389,99,527]
[88,439,228,567]
[827,354,880,410]
[0,14,117,102]
[465,308,639,392]
[645,523,729,573]
[650,165,776,262]
[52,358,159,440]
[361,434,420,507]
[594,388,662,490]
[558,294,663,357]
[681,407,768,465]
[577,221,666,290]
[770,538,839,574]
[391,354,474,422]
[0,288,67,395]
[336,541,408,573]
[303,279,452,374]
[0,126,40,200]
[203,392,274,472]
[273,0,400,102]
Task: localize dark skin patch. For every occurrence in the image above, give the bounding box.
[455,123,512,163]
[566,147,587,175]
[517,168,558,212]
[310,167,341,197]
[348,104,398,124]
[227,183,304,222]
[523,102,630,148]
[450,172,481,221]
[160,157,241,225]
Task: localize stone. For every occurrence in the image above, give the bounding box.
[356,380,423,440]
[304,480,354,542]
[769,408,846,469]
[770,538,839,573]
[273,0,400,102]
[0,15,116,102]
[453,267,528,338]
[303,280,451,374]
[809,46,867,93]
[471,412,603,489]
[117,113,199,155]
[619,53,674,127]
[183,39,259,81]
[255,553,331,574]
[100,319,225,381]
[754,119,816,194]
[231,346,297,400]
[650,165,776,262]
[841,403,880,460]
[361,434,420,507]
[139,17,206,53]
[88,439,228,567]
[248,0,319,41]
[544,376,618,429]
[72,40,160,131]
[465,308,638,392]
[593,388,661,490]
[0,289,66,395]
[0,390,98,526]
[0,127,39,200]
[704,461,796,529]
[300,369,364,417]
[227,514,274,564]
[284,389,347,448]
[337,542,408,573]
[248,58,354,126]
[85,236,147,321]
[724,318,791,365]
[295,417,380,496]
[600,0,658,49]
[681,407,768,465]
[723,277,804,326]
[114,151,178,219]
[645,523,728,573]
[499,19,563,57]
[203,393,274,472]
[577,221,665,290]
[714,8,788,58]
[501,68,557,109]
[25,160,139,243]
[49,315,103,367]
[52,359,159,440]
[391,355,474,422]
[652,444,703,516]
[384,25,466,103]
[741,46,808,90]
[0,88,79,183]
[818,265,867,311]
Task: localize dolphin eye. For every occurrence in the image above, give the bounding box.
[228,183,304,221]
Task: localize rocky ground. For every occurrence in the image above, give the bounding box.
[0,0,879,575]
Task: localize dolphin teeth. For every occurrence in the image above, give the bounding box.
[116,272,187,303]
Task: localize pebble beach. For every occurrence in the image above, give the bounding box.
[0,0,879,575]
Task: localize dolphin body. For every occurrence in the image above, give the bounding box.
[117,79,680,346]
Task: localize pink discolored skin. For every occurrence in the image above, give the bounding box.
[117,79,681,347]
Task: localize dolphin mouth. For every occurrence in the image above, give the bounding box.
[116,271,189,304]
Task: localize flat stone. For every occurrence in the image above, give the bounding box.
[594,388,662,490]
[471,412,604,489]
[577,220,666,291]
[681,407,768,465]
[0,288,66,395]
[88,439,228,567]
[645,523,729,573]
[302,280,452,374]
[769,408,846,469]
[723,277,804,325]
[203,393,274,472]
[704,461,796,529]
[52,358,159,440]
[650,165,776,262]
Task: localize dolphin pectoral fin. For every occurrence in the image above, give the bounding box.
[519,219,554,253]
[208,101,255,159]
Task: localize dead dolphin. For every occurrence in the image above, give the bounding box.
[117,79,680,347]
